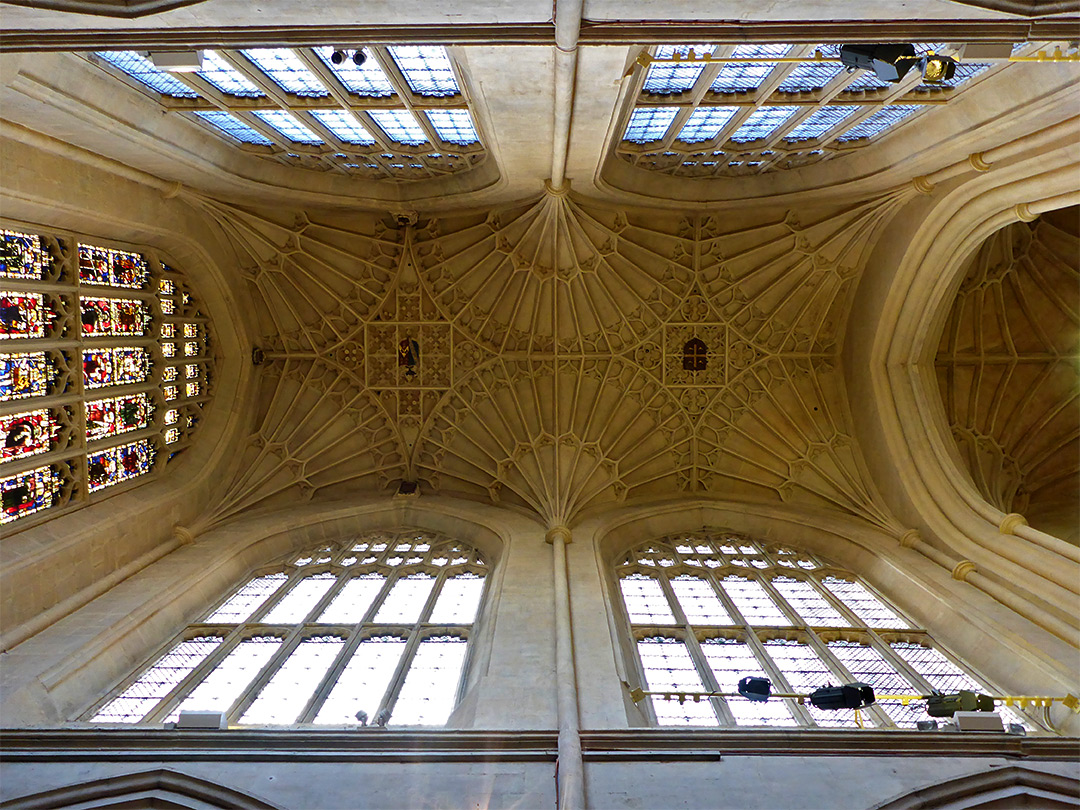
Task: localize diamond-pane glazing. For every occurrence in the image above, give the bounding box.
[677,107,738,143]
[730,106,799,142]
[784,106,858,142]
[669,576,732,624]
[240,636,345,724]
[373,574,437,623]
[368,110,428,145]
[198,51,264,97]
[388,46,459,96]
[763,639,862,727]
[206,573,289,623]
[261,574,337,623]
[314,636,406,724]
[314,47,395,97]
[769,577,849,626]
[720,576,791,625]
[637,637,717,726]
[96,51,198,98]
[620,574,677,624]
[167,636,282,720]
[838,105,924,141]
[624,107,679,143]
[316,574,385,623]
[428,573,485,624]
[253,111,323,144]
[424,110,479,145]
[242,49,327,96]
[701,638,797,726]
[390,636,468,725]
[192,111,273,145]
[828,640,921,727]
[822,578,909,628]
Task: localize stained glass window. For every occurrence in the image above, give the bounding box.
[617,532,1037,729]
[86,530,488,727]
[1,292,47,339]
[1,230,50,280]
[1,226,212,528]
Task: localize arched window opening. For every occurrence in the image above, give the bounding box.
[85,530,488,728]
[617,532,1034,730]
[1,226,213,528]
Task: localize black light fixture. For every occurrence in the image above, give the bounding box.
[737,676,772,702]
[839,44,918,83]
[808,682,876,710]
[352,48,367,67]
[330,49,348,65]
[926,690,995,717]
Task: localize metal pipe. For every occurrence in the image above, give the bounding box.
[549,0,584,190]
[548,526,585,810]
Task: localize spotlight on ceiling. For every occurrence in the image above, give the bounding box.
[839,43,918,83]
[921,53,958,83]
[352,48,367,67]
[331,49,348,65]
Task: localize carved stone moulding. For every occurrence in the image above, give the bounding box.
[2,0,210,16]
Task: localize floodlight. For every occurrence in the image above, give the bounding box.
[737,676,772,702]
[353,49,367,67]
[926,690,995,717]
[916,719,938,731]
[809,682,876,710]
[331,50,347,65]
[921,54,958,83]
[839,44,918,83]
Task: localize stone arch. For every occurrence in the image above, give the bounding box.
[869,764,1080,810]
[0,768,282,810]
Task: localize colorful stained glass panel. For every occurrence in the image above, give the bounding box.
[81,297,150,337]
[1,231,49,280]
[78,244,149,289]
[87,439,155,492]
[1,352,51,401]
[83,347,150,389]
[1,293,47,340]
[1,409,55,461]
[1,465,59,524]
[86,393,152,441]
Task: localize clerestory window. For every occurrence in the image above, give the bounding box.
[617,532,1034,730]
[84,530,488,727]
[1,225,212,528]
[89,46,486,183]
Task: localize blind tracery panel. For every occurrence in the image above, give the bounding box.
[1,226,212,528]
[617,532,1032,730]
[86,530,487,728]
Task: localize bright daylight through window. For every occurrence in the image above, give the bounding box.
[618,533,1034,730]
[615,42,1036,177]
[91,46,485,182]
[1,227,212,527]
[86,530,487,727]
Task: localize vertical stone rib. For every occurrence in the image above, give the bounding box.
[548,525,585,809]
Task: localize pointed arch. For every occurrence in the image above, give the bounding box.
[869,764,1080,810]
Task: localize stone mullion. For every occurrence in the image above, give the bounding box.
[164,70,290,152]
[756,572,811,629]
[367,47,444,148]
[295,623,372,724]
[816,69,926,152]
[805,572,875,630]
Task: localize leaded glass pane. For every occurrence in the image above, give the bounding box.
[1,352,51,400]
[373,573,437,623]
[85,392,152,441]
[167,636,282,720]
[428,573,485,624]
[241,49,327,97]
[309,110,376,145]
[261,573,337,623]
[730,106,799,142]
[314,47,395,97]
[763,639,861,728]
[784,106,858,142]
[1,409,54,461]
[388,46,459,96]
[777,62,844,93]
[87,439,155,492]
[637,637,717,726]
[317,574,386,624]
[644,45,714,94]
[91,636,223,722]
[253,111,323,145]
[838,106,924,141]
[390,636,468,725]
[80,297,150,337]
[240,636,345,724]
[677,107,738,143]
[1,230,49,280]
[669,576,733,624]
[624,107,679,143]
[368,110,428,145]
[828,640,920,727]
[770,577,849,627]
[1,464,59,524]
[314,636,406,724]
[193,111,274,145]
[424,110,479,145]
[78,244,148,288]
[197,51,264,97]
[1,292,47,339]
[822,577,909,628]
[620,574,677,624]
[206,573,289,623]
[720,576,791,626]
[96,51,198,98]
[701,638,797,726]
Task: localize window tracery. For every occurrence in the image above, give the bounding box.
[89,46,486,183]
[85,530,488,727]
[617,532,1032,730]
[1,226,212,528]
[614,42,1027,178]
